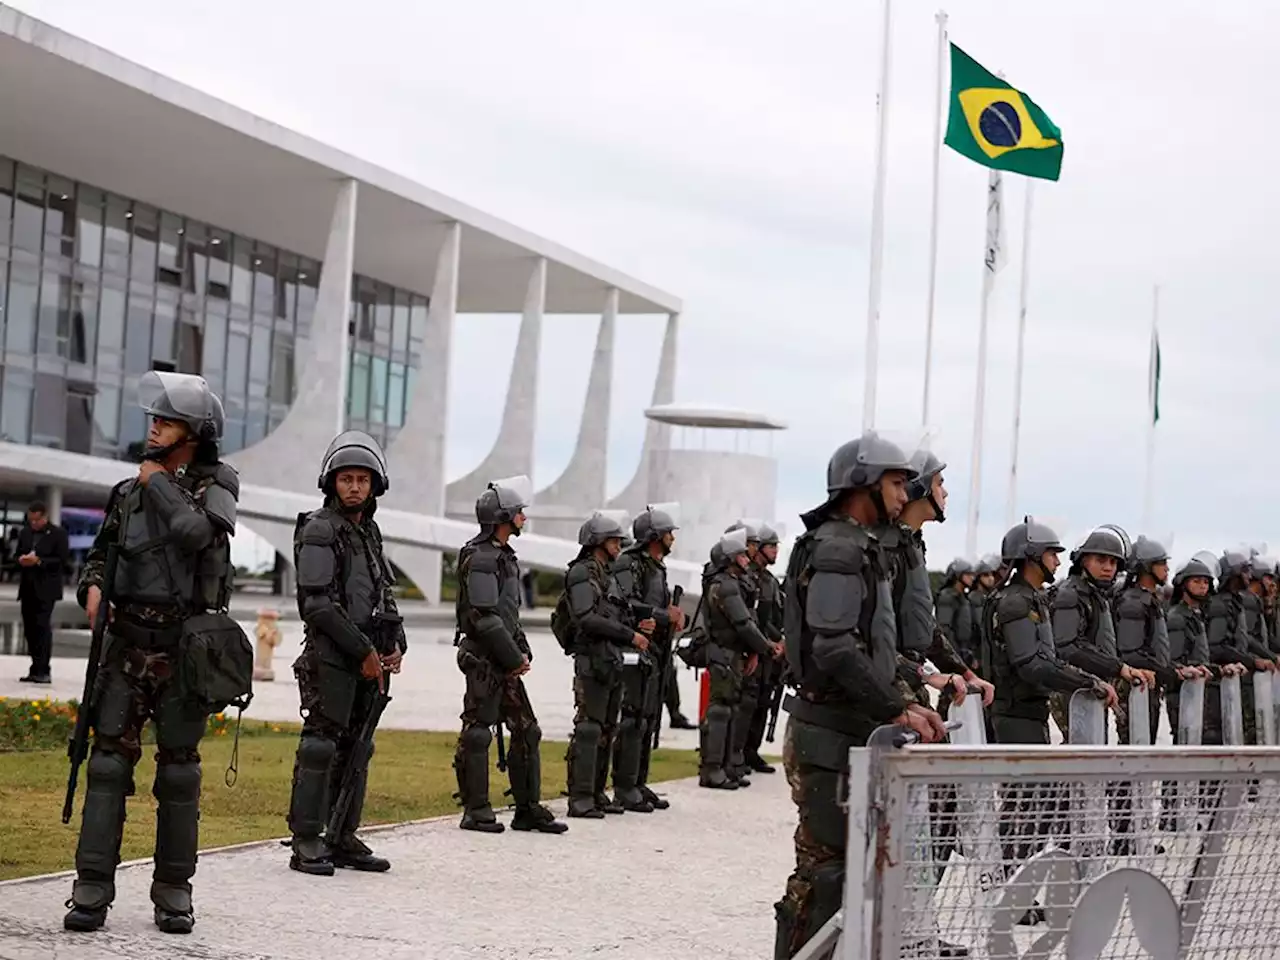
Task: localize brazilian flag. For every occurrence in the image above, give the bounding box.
[944,44,1063,182]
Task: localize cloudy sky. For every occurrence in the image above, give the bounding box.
[13,0,1279,567]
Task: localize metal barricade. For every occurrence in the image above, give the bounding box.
[870,745,1280,959]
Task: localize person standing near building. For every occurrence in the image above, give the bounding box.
[743,522,785,774]
[559,512,649,818]
[16,499,69,684]
[611,504,685,811]
[452,476,567,835]
[64,372,240,934]
[287,431,405,876]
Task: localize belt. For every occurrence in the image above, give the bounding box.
[782,693,870,737]
[110,618,183,649]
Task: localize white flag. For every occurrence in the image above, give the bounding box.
[984,169,1006,274]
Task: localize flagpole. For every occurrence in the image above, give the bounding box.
[921,9,948,426]
[1005,180,1035,530]
[862,0,893,431]
[965,168,1001,559]
[1141,285,1159,531]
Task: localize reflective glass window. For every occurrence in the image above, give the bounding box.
[1,368,32,442]
[177,309,202,375]
[130,204,158,279]
[388,362,406,428]
[65,381,94,454]
[45,176,75,259]
[0,158,13,242]
[5,266,38,355]
[230,235,252,307]
[12,168,44,254]
[206,227,230,299]
[98,284,126,355]
[270,335,293,404]
[349,351,370,419]
[69,281,97,365]
[392,292,410,353]
[203,306,226,377]
[184,222,208,295]
[103,196,130,276]
[249,324,270,394]
[152,292,177,366]
[124,287,153,374]
[157,212,182,285]
[76,188,104,269]
[93,383,120,445]
[252,244,276,314]
[32,372,67,447]
[295,261,318,337]
[38,270,71,358]
[409,297,428,345]
[374,285,392,348]
[370,355,388,424]
[226,330,248,399]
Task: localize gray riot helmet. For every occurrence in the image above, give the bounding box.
[944,558,973,584]
[1173,554,1218,591]
[1071,526,1128,566]
[138,371,224,461]
[1250,554,1277,581]
[725,519,762,544]
[709,528,750,569]
[1129,535,1171,579]
[974,553,1001,576]
[1220,549,1252,587]
[633,503,679,555]
[476,474,532,532]
[578,511,627,549]
[756,523,780,547]
[1001,516,1066,583]
[906,449,947,522]
[813,429,919,525]
[318,430,389,497]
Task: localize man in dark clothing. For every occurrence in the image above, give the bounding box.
[16,500,70,684]
[287,431,406,876]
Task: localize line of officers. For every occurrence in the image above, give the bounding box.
[769,428,1280,959]
[451,474,793,833]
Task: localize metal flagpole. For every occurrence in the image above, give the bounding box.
[965,168,1003,558]
[1005,180,1035,530]
[1141,285,1159,531]
[862,0,893,431]
[921,9,948,426]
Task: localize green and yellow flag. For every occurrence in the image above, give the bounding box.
[944,44,1063,182]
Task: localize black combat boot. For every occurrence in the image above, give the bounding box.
[747,752,777,774]
[669,712,696,730]
[511,804,569,834]
[639,785,671,810]
[460,809,505,833]
[331,834,390,872]
[63,879,112,933]
[698,768,739,790]
[289,835,336,876]
[151,881,195,934]
[594,791,626,815]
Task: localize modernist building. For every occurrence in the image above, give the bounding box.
[0,5,693,600]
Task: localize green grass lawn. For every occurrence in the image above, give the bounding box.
[0,723,701,881]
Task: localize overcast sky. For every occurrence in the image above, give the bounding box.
[13,0,1280,567]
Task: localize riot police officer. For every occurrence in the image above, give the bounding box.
[287,431,406,876]
[611,504,685,812]
[984,519,1114,745]
[453,477,567,834]
[774,431,945,959]
[701,528,780,789]
[561,512,649,818]
[1113,536,1179,743]
[1208,550,1272,743]
[935,559,974,663]
[1165,557,1215,742]
[65,372,241,934]
[1049,526,1151,741]
[743,522,786,774]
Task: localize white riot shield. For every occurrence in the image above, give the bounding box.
[1069,690,1108,877]
[1127,684,1156,855]
[1221,674,1245,746]
[1176,677,1207,833]
[1255,672,1276,746]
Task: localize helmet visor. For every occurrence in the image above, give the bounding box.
[138,371,214,422]
[646,501,681,530]
[490,475,532,512]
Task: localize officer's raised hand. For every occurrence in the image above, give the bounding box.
[896,703,945,743]
[632,632,650,653]
[669,605,686,631]
[137,459,167,485]
[1094,679,1118,709]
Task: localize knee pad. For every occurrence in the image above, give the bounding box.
[617,713,641,736]
[88,749,132,791]
[706,703,733,725]
[574,719,602,744]
[297,734,337,772]
[153,762,201,803]
[461,725,492,753]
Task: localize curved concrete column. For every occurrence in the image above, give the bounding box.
[607,310,678,518]
[445,256,545,519]
[230,178,357,491]
[531,287,617,542]
[384,220,461,602]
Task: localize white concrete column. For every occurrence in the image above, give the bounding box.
[532,286,618,540]
[607,310,679,515]
[230,178,358,488]
[38,484,62,526]
[444,256,545,516]
[385,221,461,602]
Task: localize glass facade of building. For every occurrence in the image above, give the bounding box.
[0,154,426,462]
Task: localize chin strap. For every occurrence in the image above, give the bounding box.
[926,492,945,523]
[870,488,889,525]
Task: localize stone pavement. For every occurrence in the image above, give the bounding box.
[0,622,721,751]
[0,774,794,959]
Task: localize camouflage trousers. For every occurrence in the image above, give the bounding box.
[1114,678,1164,745]
[774,718,863,959]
